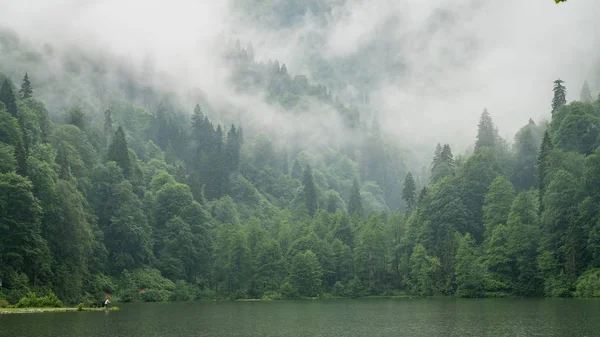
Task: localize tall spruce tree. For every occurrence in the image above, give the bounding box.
[225,124,241,173]
[302,165,318,217]
[19,73,33,99]
[402,172,416,211]
[104,106,113,147]
[107,126,132,177]
[0,79,18,118]
[431,144,455,183]
[327,193,337,213]
[512,124,539,191]
[551,79,567,113]
[475,109,496,150]
[291,159,302,179]
[537,131,553,213]
[347,178,363,217]
[580,81,592,102]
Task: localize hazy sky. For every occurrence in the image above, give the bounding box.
[0,0,598,155]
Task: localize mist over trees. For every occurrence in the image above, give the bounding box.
[1,0,600,303]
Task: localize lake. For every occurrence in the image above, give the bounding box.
[1,298,600,337]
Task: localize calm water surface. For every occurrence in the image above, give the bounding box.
[1,298,599,337]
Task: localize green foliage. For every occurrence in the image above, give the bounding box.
[290,250,323,297]
[302,165,318,217]
[347,179,363,217]
[107,126,132,177]
[483,176,515,239]
[574,269,600,298]
[0,79,18,118]
[16,292,63,308]
[455,234,486,298]
[402,172,417,211]
[2,62,599,305]
[170,280,197,301]
[0,142,17,173]
[475,109,498,151]
[279,282,300,299]
[19,73,33,99]
[552,79,567,113]
[409,244,440,296]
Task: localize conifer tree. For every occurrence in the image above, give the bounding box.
[431,144,455,183]
[104,106,113,147]
[440,144,454,166]
[537,131,553,212]
[551,79,567,113]
[580,81,592,102]
[327,193,337,213]
[347,178,362,217]
[56,142,72,180]
[475,109,496,150]
[19,73,33,99]
[302,165,318,217]
[108,126,132,177]
[225,124,241,173]
[432,143,442,166]
[402,172,416,211]
[291,159,302,179]
[0,79,18,118]
[281,148,289,175]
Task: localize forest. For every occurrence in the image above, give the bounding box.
[1,26,600,305]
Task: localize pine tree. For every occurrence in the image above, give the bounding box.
[551,79,567,113]
[108,126,132,177]
[55,142,72,180]
[512,125,539,191]
[347,178,363,217]
[281,148,289,175]
[537,131,553,213]
[402,172,416,211]
[0,79,18,118]
[302,165,318,217]
[19,73,33,99]
[475,109,496,150]
[104,106,113,147]
[432,143,442,167]
[291,159,302,179]
[580,81,592,102]
[431,144,455,183]
[440,144,454,165]
[225,124,241,173]
[327,193,337,213]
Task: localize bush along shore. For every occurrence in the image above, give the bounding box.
[0,292,119,314]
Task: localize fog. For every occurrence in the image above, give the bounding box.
[1,0,599,161]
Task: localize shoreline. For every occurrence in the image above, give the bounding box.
[0,307,120,315]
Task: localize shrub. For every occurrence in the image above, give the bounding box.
[280,282,299,300]
[0,299,9,308]
[170,281,196,301]
[16,292,63,308]
[90,274,116,299]
[77,302,85,311]
[141,289,170,302]
[197,287,217,301]
[347,277,365,298]
[331,281,346,297]
[575,269,600,298]
[261,291,282,301]
[118,268,175,302]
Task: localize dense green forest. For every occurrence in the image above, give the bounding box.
[1,28,600,304]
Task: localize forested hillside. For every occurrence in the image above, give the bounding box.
[1,25,600,304]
